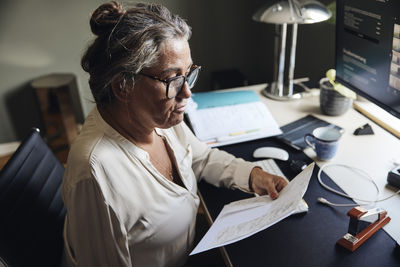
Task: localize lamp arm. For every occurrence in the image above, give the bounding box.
[277,23,287,96]
[289,0,303,21]
[288,23,298,95]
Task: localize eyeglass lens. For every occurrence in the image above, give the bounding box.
[167,67,200,98]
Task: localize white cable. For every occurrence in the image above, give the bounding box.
[317,163,400,206]
[317,197,358,207]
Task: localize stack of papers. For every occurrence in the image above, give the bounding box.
[190,163,315,255]
[185,90,282,147]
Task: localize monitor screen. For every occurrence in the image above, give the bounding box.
[335,0,400,119]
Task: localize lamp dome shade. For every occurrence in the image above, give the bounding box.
[253,0,331,24]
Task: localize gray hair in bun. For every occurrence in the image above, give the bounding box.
[81,1,191,107]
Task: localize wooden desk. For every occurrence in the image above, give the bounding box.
[0,155,12,170]
[0,141,20,170]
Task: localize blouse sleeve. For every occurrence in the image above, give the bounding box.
[63,179,132,267]
[177,122,255,192]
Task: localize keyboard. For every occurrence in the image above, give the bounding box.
[253,159,309,213]
[253,159,287,181]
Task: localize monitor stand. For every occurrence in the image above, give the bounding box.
[353,100,400,139]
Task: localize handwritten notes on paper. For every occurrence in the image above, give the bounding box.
[190,163,315,255]
[188,101,281,142]
[185,90,282,147]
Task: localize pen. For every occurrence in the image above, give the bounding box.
[229,128,261,136]
[217,129,261,142]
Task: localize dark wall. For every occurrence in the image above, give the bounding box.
[179,0,335,91]
[0,0,335,142]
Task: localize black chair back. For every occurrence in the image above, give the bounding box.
[0,128,66,267]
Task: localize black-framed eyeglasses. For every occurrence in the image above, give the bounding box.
[139,65,201,99]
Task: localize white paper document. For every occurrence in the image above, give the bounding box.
[187,101,282,147]
[190,163,315,255]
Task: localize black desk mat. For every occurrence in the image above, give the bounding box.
[198,137,400,267]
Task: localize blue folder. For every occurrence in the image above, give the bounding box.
[191,90,259,109]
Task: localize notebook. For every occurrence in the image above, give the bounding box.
[185,90,282,147]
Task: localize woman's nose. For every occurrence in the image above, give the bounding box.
[176,81,192,99]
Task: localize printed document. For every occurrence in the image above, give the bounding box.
[190,163,315,255]
[188,101,281,142]
[185,90,282,147]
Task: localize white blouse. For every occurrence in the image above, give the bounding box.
[62,107,255,267]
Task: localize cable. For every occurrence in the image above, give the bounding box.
[317,163,400,206]
[317,197,358,207]
[318,163,379,202]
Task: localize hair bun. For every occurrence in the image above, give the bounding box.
[90,1,125,36]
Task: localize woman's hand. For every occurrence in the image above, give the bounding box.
[249,167,288,199]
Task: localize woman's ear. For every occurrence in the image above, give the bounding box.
[111,75,132,103]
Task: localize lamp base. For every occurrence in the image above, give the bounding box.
[261,78,312,101]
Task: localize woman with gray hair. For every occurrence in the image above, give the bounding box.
[62,2,287,266]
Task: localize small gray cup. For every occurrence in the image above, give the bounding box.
[319,77,353,116]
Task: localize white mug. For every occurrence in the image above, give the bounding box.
[304,126,342,160]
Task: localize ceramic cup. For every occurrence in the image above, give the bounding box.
[319,77,353,116]
[304,126,342,161]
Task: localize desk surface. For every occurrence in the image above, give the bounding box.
[197,84,400,266]
[198,138,400,266]
[235,83,400,242]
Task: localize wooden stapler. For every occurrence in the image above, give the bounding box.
[337,206,391,251]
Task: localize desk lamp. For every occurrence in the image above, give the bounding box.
[253,0,331,100]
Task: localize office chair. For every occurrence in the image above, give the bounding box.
[0,128,66,267]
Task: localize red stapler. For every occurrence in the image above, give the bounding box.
[337,206,391,251]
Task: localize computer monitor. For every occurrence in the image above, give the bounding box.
[335,0,400,119]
